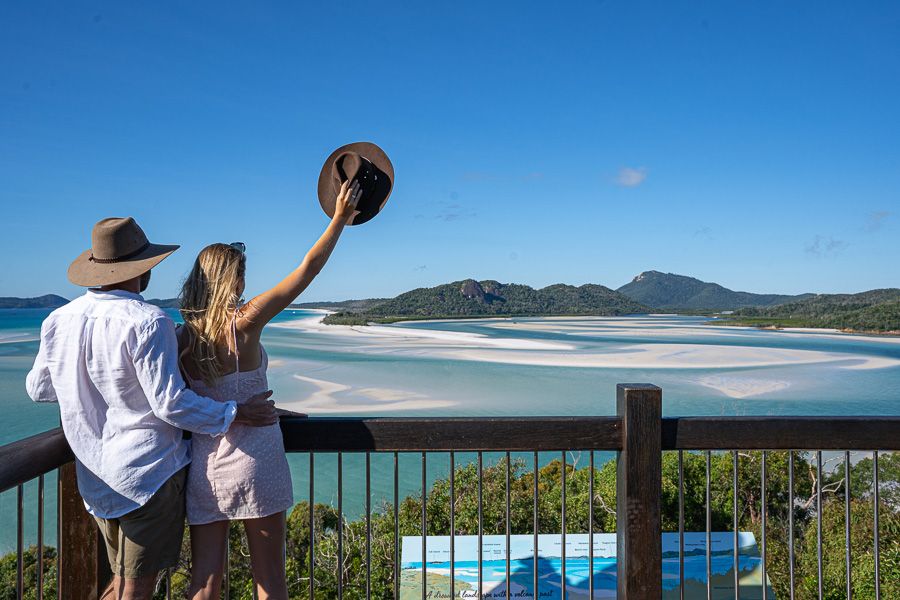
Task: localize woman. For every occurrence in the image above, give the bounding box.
[178,179,361,599]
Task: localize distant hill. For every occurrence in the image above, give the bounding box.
[147,298,180,309]
[147,298,392,312]
[617,271,812,311]
[0,295,180,310]
[0,294,69,309]
[727,289,900,332]
[323,279,649,325]
[290,298,389,312]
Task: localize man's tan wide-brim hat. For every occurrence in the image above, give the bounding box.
[67,217,179,287]
[317,141,394,226]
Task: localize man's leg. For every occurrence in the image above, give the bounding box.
[99,575,121,600]
[120,574,159,600]
[113,469,187,599]
[94,519,129,600]
[98,573,158,600]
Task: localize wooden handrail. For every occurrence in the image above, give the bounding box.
[5,415,900,493]
[279,415,623,451]
[0,427,73,493]
[662,416,900,450]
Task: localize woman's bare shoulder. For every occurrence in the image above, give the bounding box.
[235,302,266,338]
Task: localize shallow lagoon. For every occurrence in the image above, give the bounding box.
[264,311,900,418]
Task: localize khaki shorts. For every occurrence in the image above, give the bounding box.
[93,468,187,579]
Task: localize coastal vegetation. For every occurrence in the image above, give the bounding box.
[291,299,389,313]
[713,290,900,333]
[3,452,896,599]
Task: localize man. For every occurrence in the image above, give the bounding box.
[26,217,278,600]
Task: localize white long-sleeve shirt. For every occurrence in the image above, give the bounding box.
[26,289,237,518]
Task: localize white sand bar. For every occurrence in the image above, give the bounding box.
[692,375,792,399]
[280,373,457,413]
[431,343,900,370]
[271,313,574,350]
[271,313,900,372]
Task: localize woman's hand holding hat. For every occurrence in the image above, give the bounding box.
[334,179,362,224]
[317,142,393,225]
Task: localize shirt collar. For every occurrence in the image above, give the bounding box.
[86,288,145,302]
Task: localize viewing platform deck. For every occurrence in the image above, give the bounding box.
[1,384,897,599]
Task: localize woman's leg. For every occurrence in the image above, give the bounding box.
[244,511,289,600]
[187,521,230,600]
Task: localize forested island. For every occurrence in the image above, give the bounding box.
[320,279,649,325]
[314,273,900,334]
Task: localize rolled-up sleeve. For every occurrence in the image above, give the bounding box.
[26,322,58,403]
[132,317,236,435]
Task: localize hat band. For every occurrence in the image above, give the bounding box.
[89,241,151,264]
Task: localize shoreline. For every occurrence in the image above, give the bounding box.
[304,308,900,342]
[708,318,900,339]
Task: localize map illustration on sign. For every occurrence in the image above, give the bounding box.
[400,533,775,599]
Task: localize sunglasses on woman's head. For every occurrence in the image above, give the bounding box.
[230,242,246,254]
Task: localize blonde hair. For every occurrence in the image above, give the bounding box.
[179,243,247,386]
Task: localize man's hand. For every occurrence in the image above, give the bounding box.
[234,390,278,427]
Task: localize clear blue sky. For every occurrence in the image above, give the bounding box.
[2,2,898,301]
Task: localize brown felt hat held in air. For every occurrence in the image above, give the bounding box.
[67,217,180,287]
[317,142,394,225]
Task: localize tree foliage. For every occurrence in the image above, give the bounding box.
[733,290,900,332]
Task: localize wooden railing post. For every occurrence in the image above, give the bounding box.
[616,383,662,599]
[58,462,111,599]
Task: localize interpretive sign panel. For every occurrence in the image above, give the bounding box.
[400,533,774,599]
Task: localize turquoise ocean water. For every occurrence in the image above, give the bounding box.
[1,307,899,553]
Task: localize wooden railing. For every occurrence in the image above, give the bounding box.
[2,383,898,599]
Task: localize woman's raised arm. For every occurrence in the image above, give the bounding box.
[241,179,361,330]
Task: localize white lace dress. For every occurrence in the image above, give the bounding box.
[184,344,293,525]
